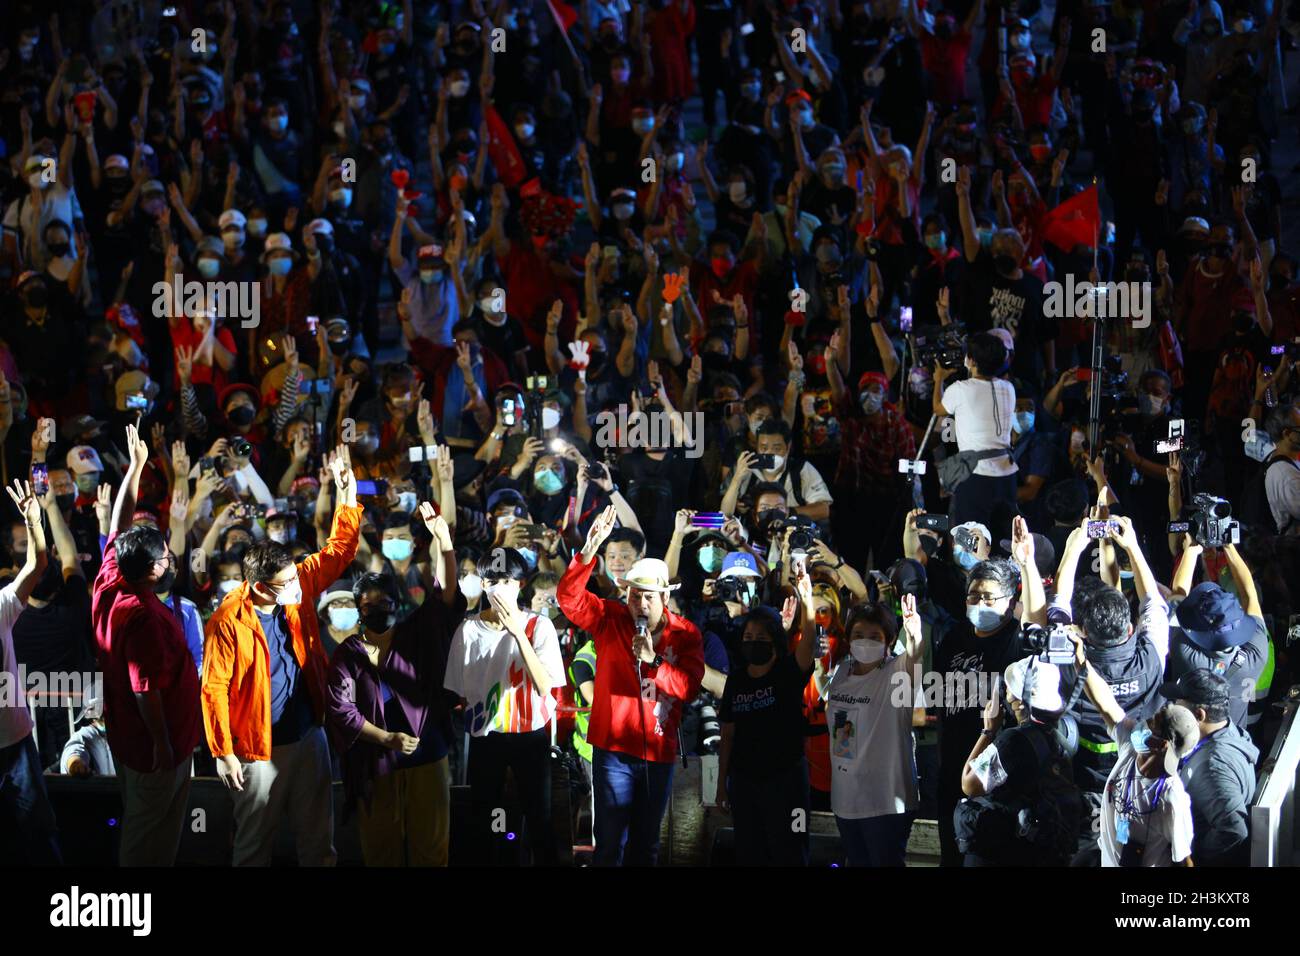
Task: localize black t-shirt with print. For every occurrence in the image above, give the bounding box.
[959,254,1052,381]
[720,653,812,778]
[933,616,1027,772]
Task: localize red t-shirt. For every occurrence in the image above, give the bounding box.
[169,321,238,392]
[920,30,975,107]
[91,533,202,773]
[556,555,704,762]
[501,244,580,351]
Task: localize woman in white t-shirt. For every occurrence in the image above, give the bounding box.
[932,332,1018,528]
[825,595,925,866]
[445,547,564,865]
[1076,638,1200,867]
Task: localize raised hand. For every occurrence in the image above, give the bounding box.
[582,504,619,559]
[5,479,40,528]
[662,271,686,304]
[418,501,453,551]
[171,439,191,478]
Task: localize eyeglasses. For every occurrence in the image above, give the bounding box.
[966,592,1009,606]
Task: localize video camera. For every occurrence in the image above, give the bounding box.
[1185,493,1240,548]
[1021,623,1077,666]
[910,325,967,371]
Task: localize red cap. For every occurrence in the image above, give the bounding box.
[859,371,890,393]
[785,89,812,105]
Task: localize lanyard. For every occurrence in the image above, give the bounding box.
[1119,760,1167,818]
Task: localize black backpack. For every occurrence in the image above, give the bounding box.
[1239,453,1292,536]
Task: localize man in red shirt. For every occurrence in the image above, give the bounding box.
[557,505,704,866]
[91,424,202,866]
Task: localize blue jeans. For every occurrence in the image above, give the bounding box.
[836,812,913,867]
[0,734,63,865]
[592,747,675,866]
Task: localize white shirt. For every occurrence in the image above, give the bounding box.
[942,377,1018,477]
[3,183,84,273]
[738,460,834,508]
[826,655,919,819]
[1098,717,1195,867]
[445,612,563,737]
[0,584,34,750]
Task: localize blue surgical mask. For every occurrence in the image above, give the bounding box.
[966,604,1004,631]
[1130,724,1153,753]
[267,257,292,276]
[533,469,564,495]
[977,228,994,248]
[395,491,418,513]
[518,547,538,569]
[1013,411,1035,434]
[270,115,288,132]
[328,606,360,631]
[698,545,726,573]
[955,548,980,571]
[382,538,415,562]
[197,258,220,278]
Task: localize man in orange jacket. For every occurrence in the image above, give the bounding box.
[201,455,361,866]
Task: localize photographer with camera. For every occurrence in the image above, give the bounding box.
[1070,632,1200,867]
[721,420,834,526]
[933,332,1019,528]
[1049,514,1171,861]
[1168,539,1269,728]
[1261,400,1300,534]
[956,656,1086,867]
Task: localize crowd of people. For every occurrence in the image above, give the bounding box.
[0,0,1298,868]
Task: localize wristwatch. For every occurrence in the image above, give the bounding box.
[651,654,664,668]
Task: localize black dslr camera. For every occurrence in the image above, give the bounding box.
[771,514,819,552]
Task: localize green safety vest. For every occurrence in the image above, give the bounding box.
[568,640,598,762]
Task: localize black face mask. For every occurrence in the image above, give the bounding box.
[315,234,335,255]
[742,641,774,665]
[154,567,177,594]
[47,241,71,257]
[1125,267,1150,283]
[919,534,941,558]
[328,337,351,356]
[228,405,256,427]
[23,286,48,309]
[993,254,1018,275]
[1233,313,1254,334]
[361,608,397,633]
[56,493,76,513]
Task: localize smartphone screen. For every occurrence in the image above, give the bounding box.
[355,480,379,495]
[31,463,49,496]
[900,306,913,332]
[690,512,727,529]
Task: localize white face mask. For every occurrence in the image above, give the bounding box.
[218,578,241,595]
[273,575,303,606]
[728,181,748,203]
[223,230,245,251]
[479,296,498,314]
[542,407,562,430]
[484,581,518,603]
[449,80,470,98]
[330,188,353,206]
[765,454,785,473]
[460,573,484,600]
[612,202,635,221]
[849,639,886,664]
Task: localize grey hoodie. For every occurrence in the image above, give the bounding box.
[1178,721,1259,866]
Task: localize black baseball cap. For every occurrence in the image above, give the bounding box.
[1158,668,1230,712]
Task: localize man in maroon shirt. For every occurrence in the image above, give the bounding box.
[557,505,704,866]
[1174,228,1252,423]
[91,424,201,867]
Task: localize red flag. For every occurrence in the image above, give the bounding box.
[1040,184,1100,252]
[483,104,527,189]
[548,0,579,32]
